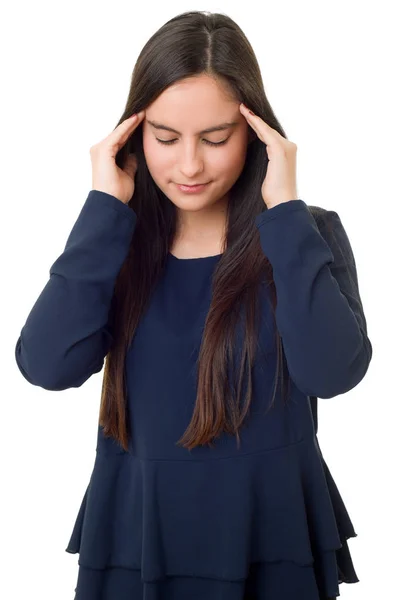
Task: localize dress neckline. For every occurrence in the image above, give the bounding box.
[168,251,223,262]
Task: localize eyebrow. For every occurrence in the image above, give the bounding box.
[147,119,239,135]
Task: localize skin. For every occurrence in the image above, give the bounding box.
[239,103,298,210]
[142,74,254,258]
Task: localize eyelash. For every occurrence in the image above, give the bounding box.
[155,138,228,147]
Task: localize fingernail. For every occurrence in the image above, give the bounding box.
[242,103,255,116]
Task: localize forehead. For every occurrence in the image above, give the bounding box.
[145,76,238,132]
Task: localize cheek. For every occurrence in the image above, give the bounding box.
[143,134,158,163]
[143,137,170,177]
[215,144,247,175]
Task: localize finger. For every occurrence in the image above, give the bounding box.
[109,110,145,148]
[239,104,278,146]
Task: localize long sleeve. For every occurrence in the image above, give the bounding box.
[255,199,372,399]
[15,190,137,390]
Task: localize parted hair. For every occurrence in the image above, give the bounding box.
[99,10,326,452]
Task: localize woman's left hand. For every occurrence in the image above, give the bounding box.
[239,103,299,209]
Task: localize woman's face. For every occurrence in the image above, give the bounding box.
[142,74,252,213]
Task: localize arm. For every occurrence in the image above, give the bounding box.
[255,199,372,398]
[15,190,137,390]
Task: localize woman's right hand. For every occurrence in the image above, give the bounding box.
[90,110,145,204]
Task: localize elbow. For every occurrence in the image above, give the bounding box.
[14,336,104,390]
[325,333,373,397]
[15,336,68,390]
[331,334,373,397]
[15,336,52,388]
[293,334,373,399]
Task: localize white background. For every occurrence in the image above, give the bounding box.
[1,1,398,599]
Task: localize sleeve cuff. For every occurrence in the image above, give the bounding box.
[87,189,137,222]
[255,199,309,229]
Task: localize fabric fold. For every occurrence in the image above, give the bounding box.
[66,434,358,598]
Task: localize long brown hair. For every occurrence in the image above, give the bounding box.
[99,10,309,452]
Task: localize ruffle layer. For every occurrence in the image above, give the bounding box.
[66,435,359,599]
[72,562,341,600]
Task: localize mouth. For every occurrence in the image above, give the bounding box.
[175,182,211,193]
[177,182,209,186]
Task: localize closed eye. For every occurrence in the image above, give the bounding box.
[155,138,228,147]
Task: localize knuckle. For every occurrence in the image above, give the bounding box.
[90,142,102,154]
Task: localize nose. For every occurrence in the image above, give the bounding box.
[178,144,206,180]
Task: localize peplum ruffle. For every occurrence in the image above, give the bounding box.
[66,434,359,600]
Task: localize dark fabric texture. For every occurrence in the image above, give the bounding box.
[15,191,372,599]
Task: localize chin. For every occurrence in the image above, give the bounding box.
[159,183,214,208]
[169,196,215,212]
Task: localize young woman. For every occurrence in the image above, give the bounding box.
[15,10,372,600]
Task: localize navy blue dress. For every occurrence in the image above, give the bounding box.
[15,190,372,600]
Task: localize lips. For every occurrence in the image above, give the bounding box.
[178,183,208,186]
[176,182,210,193]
